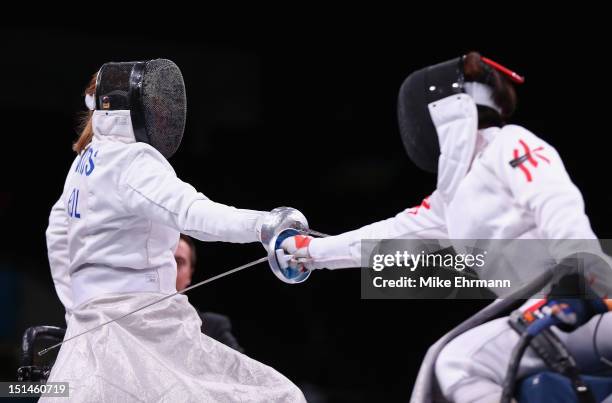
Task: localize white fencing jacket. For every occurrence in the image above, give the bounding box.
[308,94,597,268]
[46,110,265,318]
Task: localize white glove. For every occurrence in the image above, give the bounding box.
[280,234,315,271]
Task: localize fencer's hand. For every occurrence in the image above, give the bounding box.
[545,272,610,332]
[280,235,315,271]
[542,298,608,332]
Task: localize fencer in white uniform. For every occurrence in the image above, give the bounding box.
[279,53,612,402]
[43,60,305,402]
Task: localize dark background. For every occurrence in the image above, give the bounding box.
[1,21,610,402]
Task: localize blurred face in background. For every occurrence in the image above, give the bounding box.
[175,238,194,291]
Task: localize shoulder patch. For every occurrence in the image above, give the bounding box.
[508,138,551,182]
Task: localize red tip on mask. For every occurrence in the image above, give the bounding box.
[481,56,525,84]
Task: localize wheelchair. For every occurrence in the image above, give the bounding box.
[16,325,65,382]
[409,270,612,403]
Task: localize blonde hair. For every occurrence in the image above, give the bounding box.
[73,73,97,154]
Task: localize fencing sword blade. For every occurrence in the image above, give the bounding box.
[38,256,269,357]
[306,229,329,238]
[179,256,268,295]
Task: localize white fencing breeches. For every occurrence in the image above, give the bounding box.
[40,292,305,403]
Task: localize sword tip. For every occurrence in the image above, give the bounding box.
[38,346,56,356]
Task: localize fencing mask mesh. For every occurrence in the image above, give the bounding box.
[95,59,186,158]
[397,57,464,173]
